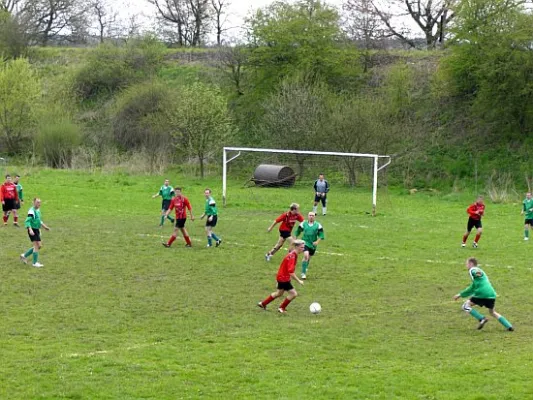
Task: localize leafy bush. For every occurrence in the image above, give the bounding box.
[36,118,82,168]
[73,36,166,100]
[0,11,29,59]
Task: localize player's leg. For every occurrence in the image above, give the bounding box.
[12,208,18,226]
[312,195,319,214]
[32,240,43,267]
[258,288,284,309]
[488,307,513,331]
[267,236,286,260]
[209,216,221,246]
[301,249,311,279]
[279,288,298,312]
[462,219,473,246]
[180,227,192,247]
[321,195,327,215]
[473,226,483,247]
[205,225,213,247]
[164,226,179,247]
[461,299,486,327]
[21,235,35,264]
[524,221,530,240]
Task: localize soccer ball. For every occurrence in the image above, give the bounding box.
[309,302,322,314]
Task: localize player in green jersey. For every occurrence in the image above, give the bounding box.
[200,188,221,247]
[20,198,51,268]
[152,179,175,226]
[521,192,533,240]
[295,212,324,280]
[453,257,514,331]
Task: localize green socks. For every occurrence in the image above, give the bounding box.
[302,261,309,274]
[525,230,529,238]
[160,215,165,225]
[498,316,512,329]
[24,248,34,258]
[469,309,484,321]
[32,252,39,264]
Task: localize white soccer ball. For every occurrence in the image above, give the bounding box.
[309,302,322,314]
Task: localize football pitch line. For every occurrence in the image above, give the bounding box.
[136,233,346,256]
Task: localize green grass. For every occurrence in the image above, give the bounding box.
[1,169,532,399]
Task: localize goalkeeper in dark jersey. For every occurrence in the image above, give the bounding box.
[453,257,514,331]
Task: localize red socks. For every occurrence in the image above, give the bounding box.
[279,298,292,310]
[3,215,7,223]
[184,236,191,246]
[167,235,177,246]
[462,234,468,243]
[13,216,17,223]
[474,233,481,243]
[261,295,275,307]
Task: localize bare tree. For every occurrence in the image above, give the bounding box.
[91,0,118,43]
[371,0,455,49]
[149,0,210,46]
[215,44,247,94]
[1,0,26,13]
[210,0,230,45]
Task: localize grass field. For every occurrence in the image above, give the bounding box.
[1,169,533,399]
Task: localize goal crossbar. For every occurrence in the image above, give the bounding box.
[222,147,391,215]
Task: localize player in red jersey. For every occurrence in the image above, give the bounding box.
[162,187,195,248]
[462,196,485,248]
[257,239,305,314]
[1,174,20,226]
[265,203,304,261]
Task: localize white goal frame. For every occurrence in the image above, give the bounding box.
[222,147,391,216]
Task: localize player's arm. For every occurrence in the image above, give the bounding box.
[41,221,50,231]
[19,187,23,203]
[295,223,303,237]
[152,188,162,198]
[268,214,284,232]
[325,180,330,193]
[314,226,325,246]
[0,186,4,204]
[25,212,34,234]
[187,199,194,220]
[290,272,304,285]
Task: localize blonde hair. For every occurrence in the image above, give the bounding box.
[290,203,299,210]
[292,239,305,247]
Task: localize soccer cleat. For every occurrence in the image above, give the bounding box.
[265,254,271,262]
[185,244,192,248]
[206,244,212,248]
[162,243,170,248]
[215,239,222,247]
[461,243,466,248]
[525,237,529,241]
[13,223,19,227]
[507,327,514,332]
[257,302,266,310]
[277,307,287,314]
[20,254,27,264]
[477,317,488,330]
[472,242,478,248]
[301,273,306,280]
[32,262,44,268]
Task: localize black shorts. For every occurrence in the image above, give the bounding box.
[525,219,533,226]
[14,201,21,210]
[279,230,292,239]
[470,297,495,309]
[206,215,218,227]
[161,199,171,211]
[175,218,186,228]
[314,194,327,206]
[467,217,482,231]
[304,245,316,256]
[28,228,41,242]
[2,199,15,212]
[277,281,294,291]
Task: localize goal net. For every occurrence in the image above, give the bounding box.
[222,147,391,216]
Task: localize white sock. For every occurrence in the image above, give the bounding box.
[323,207,327,215]
[313,206,317,213]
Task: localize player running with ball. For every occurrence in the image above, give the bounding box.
[295,212,324,280]
[453,257,513,331]
[162,187,194,248]
[258,239,305,314]
[265,203,304,261]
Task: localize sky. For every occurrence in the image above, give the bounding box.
[123,0,346,42]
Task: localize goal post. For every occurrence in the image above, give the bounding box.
[222,147,391,216]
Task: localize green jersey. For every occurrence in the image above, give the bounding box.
[25,207,42,230]
[296,221,325,250]
[523,198,533,219]
[16,183,23,201]
[459,267,497,299]
[159,185,174,200]
[205,196,217,216]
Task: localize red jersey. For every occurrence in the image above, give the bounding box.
[0,182,18,201]
[467,203,485,220]
[275,212,304,232]
[276,251,298,282]
[169,195,192,219]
